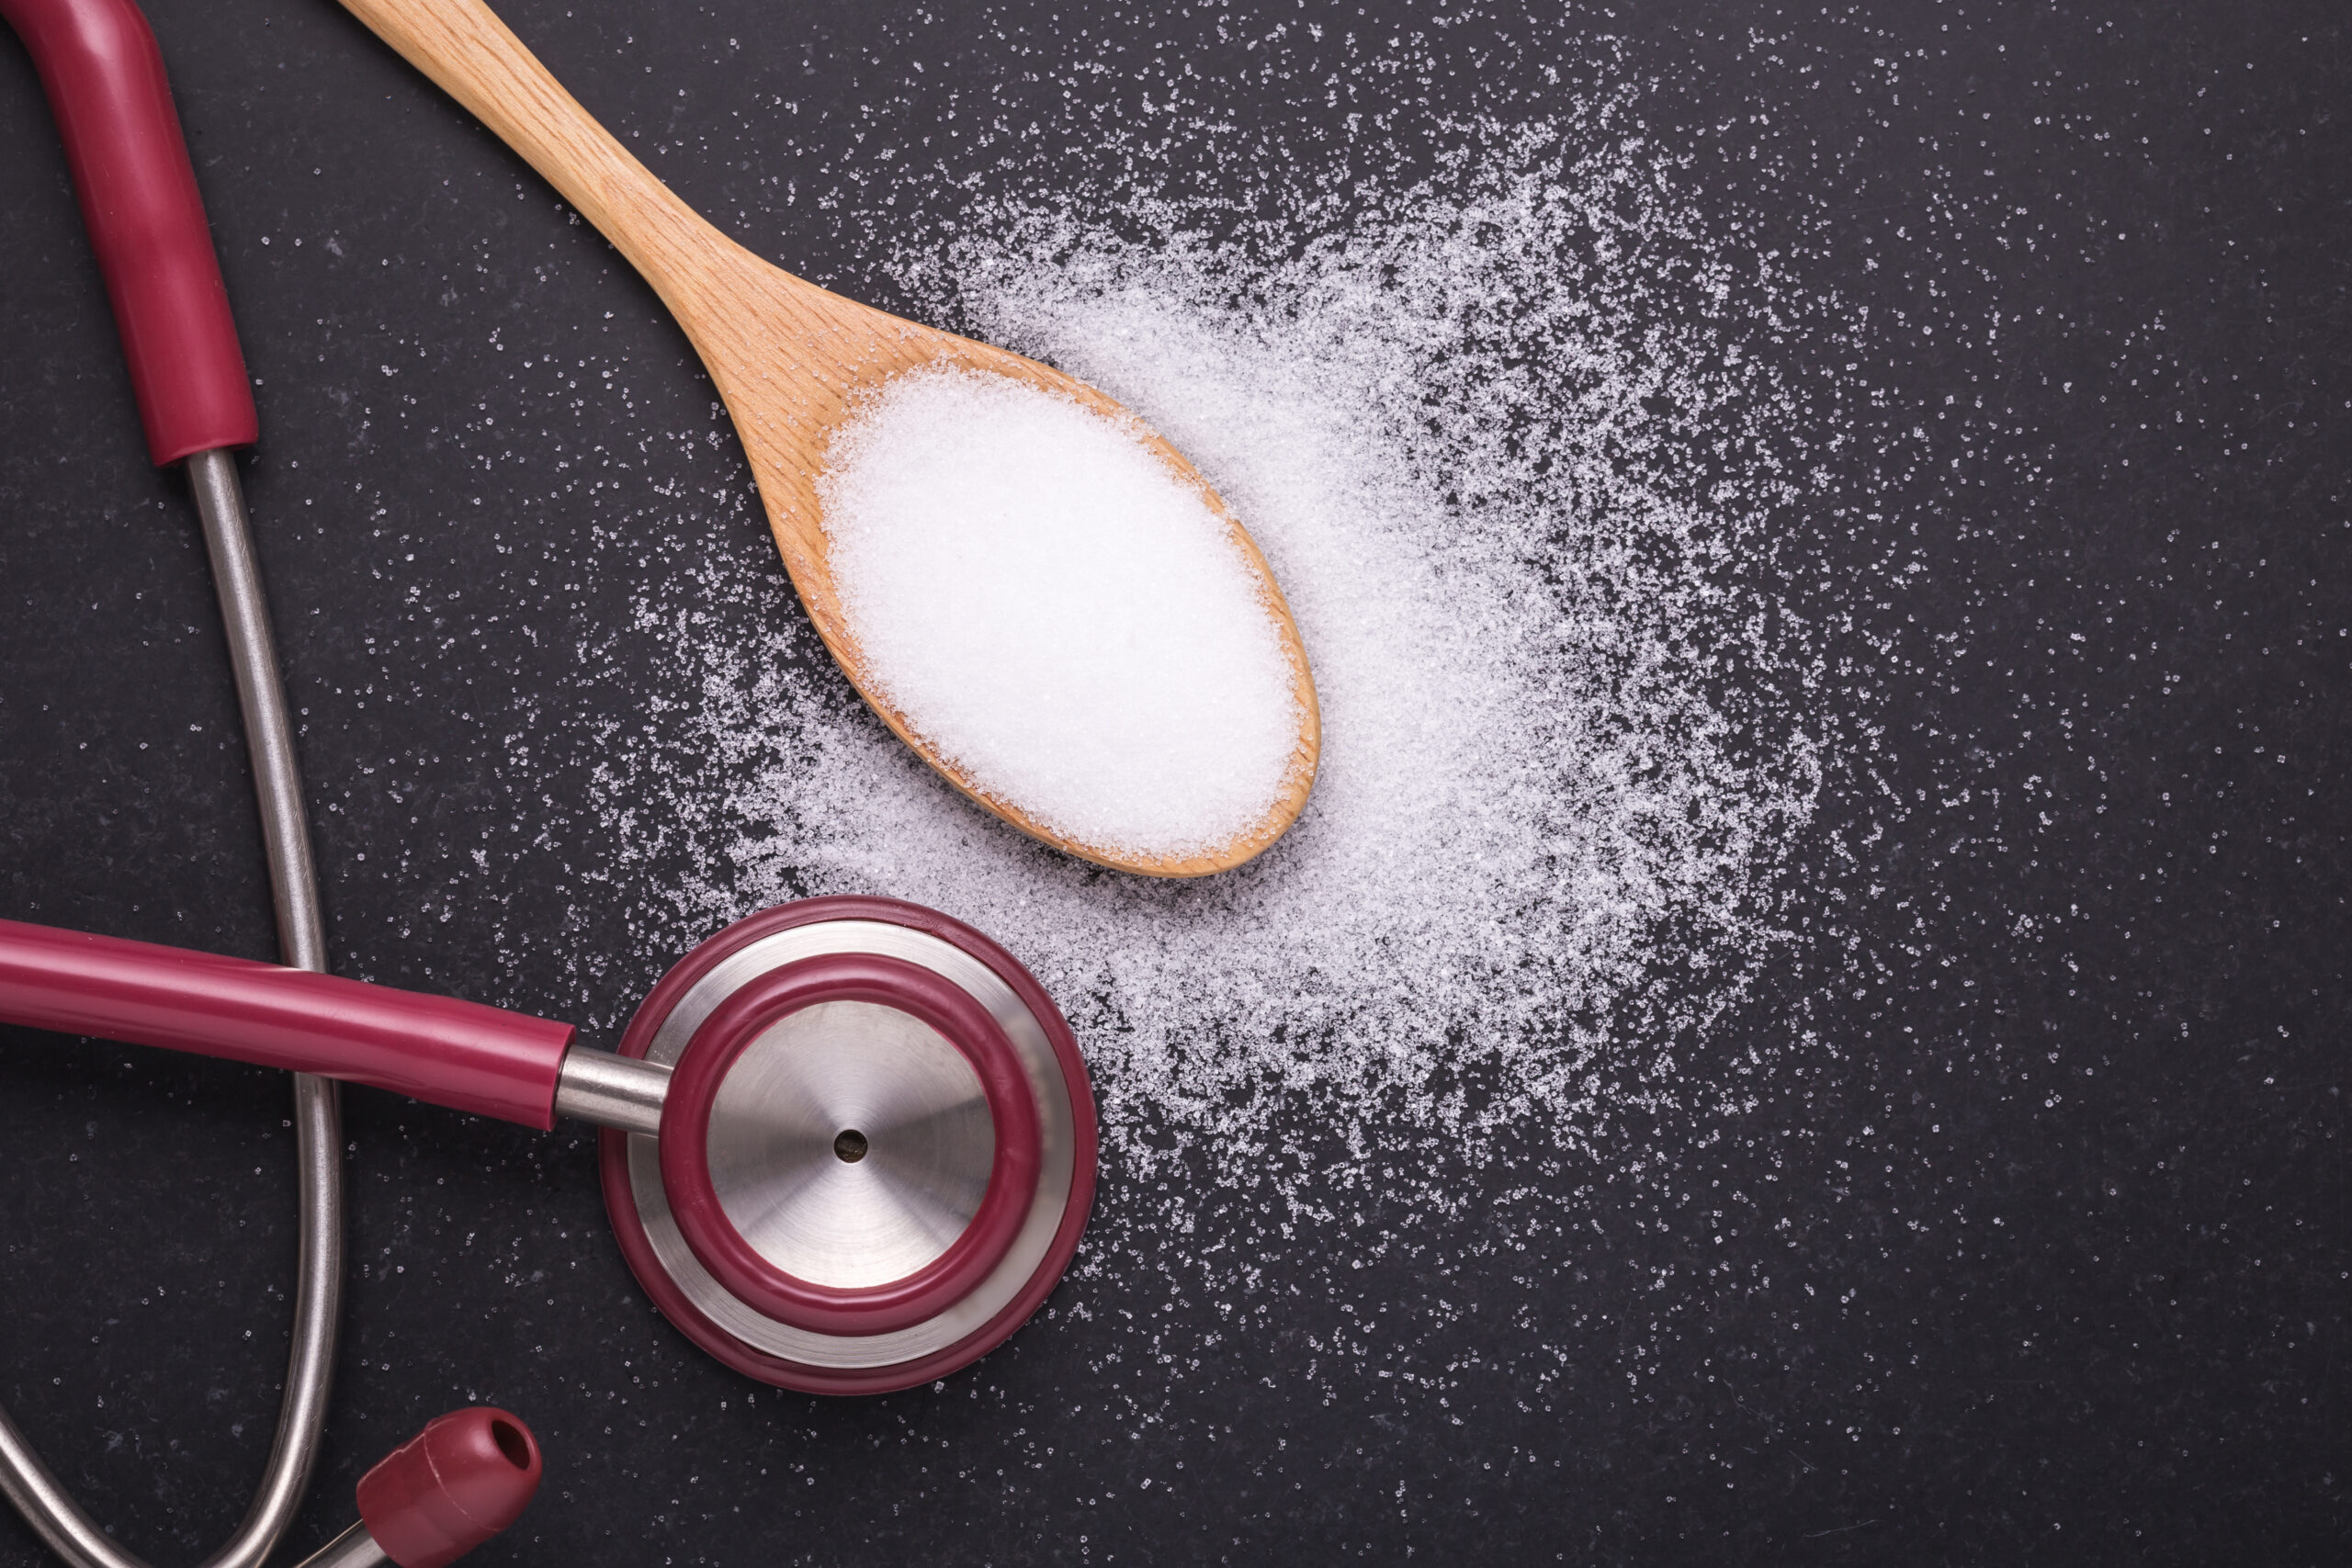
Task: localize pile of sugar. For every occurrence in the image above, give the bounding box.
[816,367,1303,860]
[594,121,1833,1204]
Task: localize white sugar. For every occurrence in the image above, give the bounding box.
[553,116,1860,1385]
[593,123,1831,1188]
[816,367,1302,861]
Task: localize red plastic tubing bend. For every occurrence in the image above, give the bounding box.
[0,918,577,1129]
[1,0,257,464]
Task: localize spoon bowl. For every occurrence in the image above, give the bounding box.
[338,0,1320,875]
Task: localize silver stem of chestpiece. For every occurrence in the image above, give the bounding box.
[0,448,345,1568]
[554,1048,672,1136]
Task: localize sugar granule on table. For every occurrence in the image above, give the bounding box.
[815,367,1304,862]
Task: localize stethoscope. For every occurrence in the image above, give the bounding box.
[0,1,1096,1563]
[0,897,1098,1396]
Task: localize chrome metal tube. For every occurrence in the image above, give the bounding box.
[288,1520,388,1568]
[187,449,328,976]
[0,447,343,1568]
[554,1046,672,1136]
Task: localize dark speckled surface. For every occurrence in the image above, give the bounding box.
[0,0,2345,1562]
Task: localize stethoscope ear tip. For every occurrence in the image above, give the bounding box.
[353,1406,543,1568]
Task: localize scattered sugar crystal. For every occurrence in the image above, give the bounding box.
[816,367,1304,861]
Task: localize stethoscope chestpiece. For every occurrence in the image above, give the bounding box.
[657,949,1043,1336]
[601,896,1097,1394]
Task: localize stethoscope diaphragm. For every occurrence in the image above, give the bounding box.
[604,896,1097,1393]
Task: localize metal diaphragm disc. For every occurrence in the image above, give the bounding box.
[704,998,996,1289]
[609,909,1089,1382]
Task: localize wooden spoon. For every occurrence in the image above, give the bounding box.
[334,0,1320,877]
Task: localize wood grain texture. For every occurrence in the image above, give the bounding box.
[333,0,1321,877]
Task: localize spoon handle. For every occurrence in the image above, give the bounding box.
[334,0,732,305]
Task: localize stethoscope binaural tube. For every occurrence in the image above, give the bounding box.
[0,0,345,1562]
[0,897,1098,1393]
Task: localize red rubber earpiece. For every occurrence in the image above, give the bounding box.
[356,1407,543,1568]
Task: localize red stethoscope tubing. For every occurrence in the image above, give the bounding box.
[0,915,576,1127]
[0,0,257,466]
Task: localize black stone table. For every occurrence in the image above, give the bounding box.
[1,1,2342,1562]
